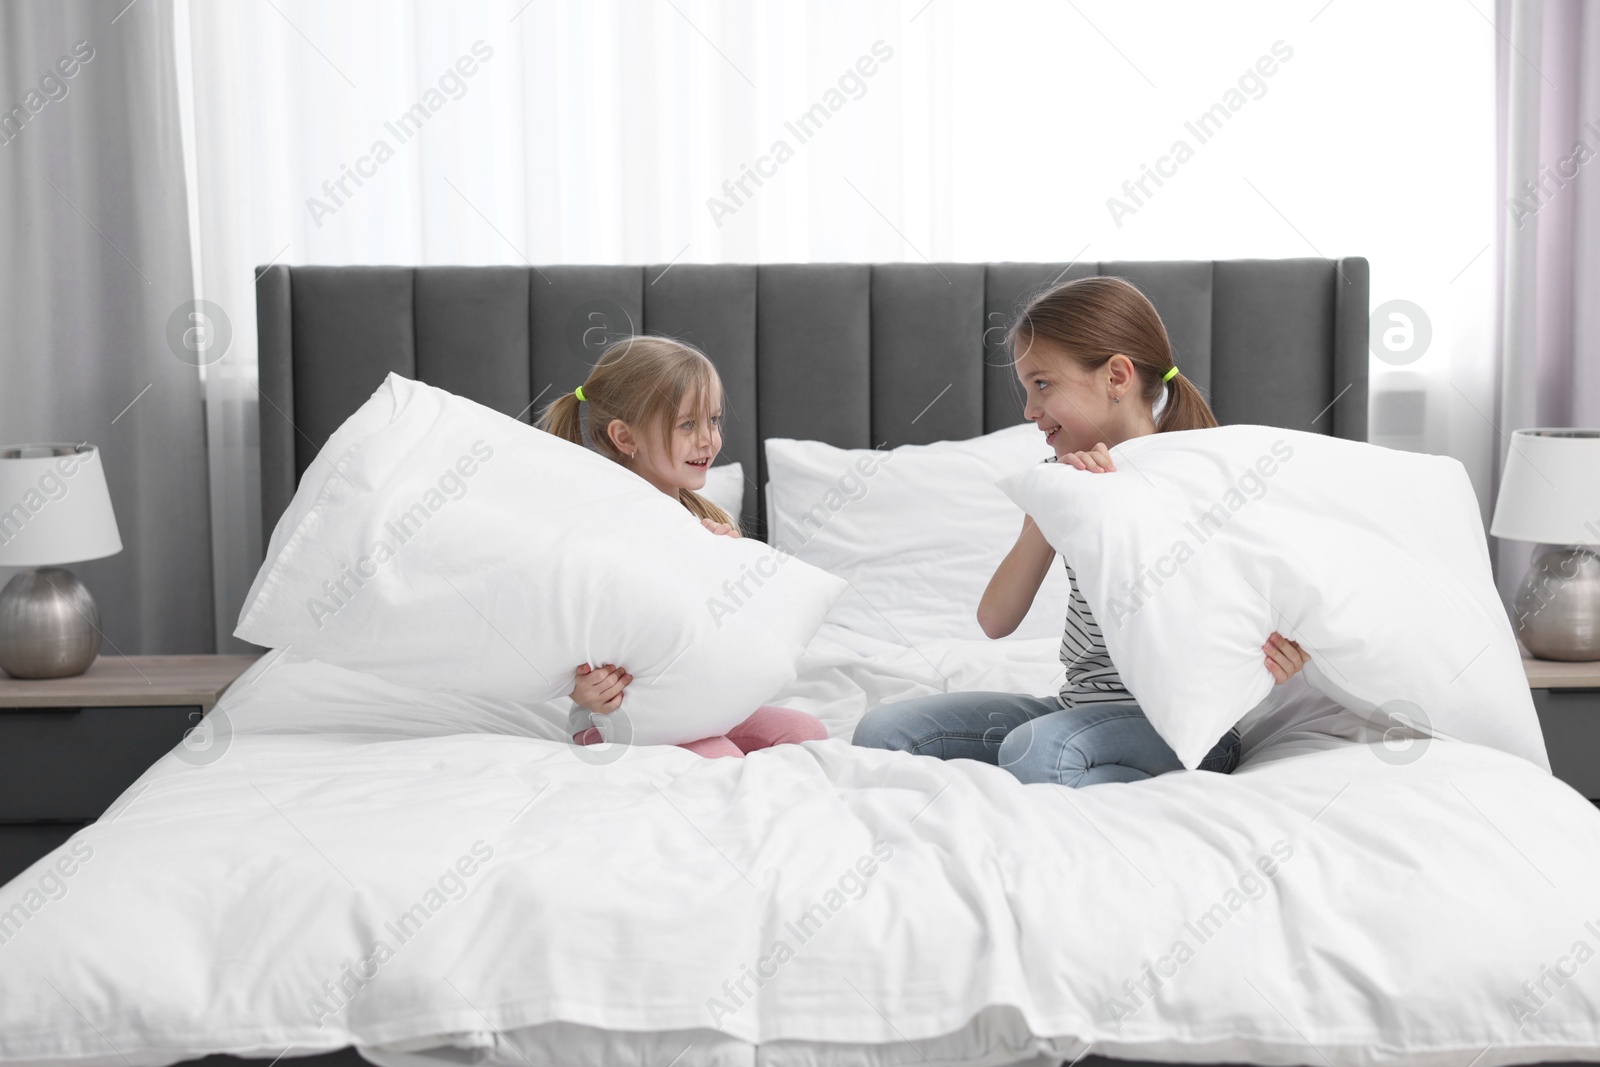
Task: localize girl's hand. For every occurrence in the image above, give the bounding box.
[1263,632,1309,685]
[572,663,631,714]
[1062,442,1116,473]
[701,517,742,538]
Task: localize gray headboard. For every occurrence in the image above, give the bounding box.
[255,258,1369,540]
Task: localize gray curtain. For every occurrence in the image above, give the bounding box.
[0,0,214,654]
[1493,0,1600,607]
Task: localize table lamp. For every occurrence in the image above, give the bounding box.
[0,443,123,678]
[1489,428,1600,661]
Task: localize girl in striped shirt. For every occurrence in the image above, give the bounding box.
[853,277,1309,786]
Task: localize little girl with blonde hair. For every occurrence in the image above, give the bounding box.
[539,335,828,758]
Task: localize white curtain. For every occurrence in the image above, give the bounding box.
[170,0,1498,652]
[1493,0,1600,607]
[0,0,213,655]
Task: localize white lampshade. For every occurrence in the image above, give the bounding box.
[1489,429,1600,545]
[0,443,123,567]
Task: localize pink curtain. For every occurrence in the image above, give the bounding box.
[1493,0,1600,605]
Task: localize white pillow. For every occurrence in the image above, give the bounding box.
[702,461,744,522]
[763,424,1072,645]
[237,374,846,747]
[999,425,1550,771]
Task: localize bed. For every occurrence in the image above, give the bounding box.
[6,258,1598,1067]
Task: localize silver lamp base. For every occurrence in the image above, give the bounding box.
[1515,547,1600,662]
[0,566,103,679]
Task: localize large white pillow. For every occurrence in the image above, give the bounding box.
[237,374,846,747]
[764,423,1072,645]
[999,425,1549,772]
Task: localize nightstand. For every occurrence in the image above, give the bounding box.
[1524,647,1600,800]
[0,654,259,887]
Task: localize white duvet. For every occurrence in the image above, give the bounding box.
[2,630,1599,1067]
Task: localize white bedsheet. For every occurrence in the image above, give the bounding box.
[1,635,1598,1067]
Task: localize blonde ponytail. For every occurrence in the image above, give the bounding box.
[539,390,585,446]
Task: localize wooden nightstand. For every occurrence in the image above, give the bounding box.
[1524,647,1600,800]
[0,654,259,887]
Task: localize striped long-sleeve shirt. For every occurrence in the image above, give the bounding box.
[1058,557,1136,708]
[1041,455,1136,709]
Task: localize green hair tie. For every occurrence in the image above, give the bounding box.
[574,386,587,402]
[1162,366,1180,383]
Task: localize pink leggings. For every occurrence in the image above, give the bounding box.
[573,705,828,758]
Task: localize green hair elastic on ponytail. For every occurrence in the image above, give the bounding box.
[1162,366,1179,383]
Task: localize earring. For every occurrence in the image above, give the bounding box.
[1112,395,1120,405]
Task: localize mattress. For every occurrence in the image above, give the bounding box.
[0,627,1596,1067]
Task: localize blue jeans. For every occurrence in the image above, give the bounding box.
[851,692,1242,787]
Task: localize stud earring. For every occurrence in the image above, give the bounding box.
[1112,395,1120,405]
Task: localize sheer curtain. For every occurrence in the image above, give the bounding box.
[173,0,1498,652]
[1493,0,1600,606]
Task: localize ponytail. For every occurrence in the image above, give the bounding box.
[539,391,584,446]
[1155,370,1218,433]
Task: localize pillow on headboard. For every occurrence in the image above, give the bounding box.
[999,425,1549,772]
[764,424,1071,644]
[702,461,745,526]
[237,373,845,747]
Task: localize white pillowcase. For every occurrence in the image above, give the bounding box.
[237,373,845,747]
[702,461,744,522]
[999,424,1549,772]
[763,423,1072,645]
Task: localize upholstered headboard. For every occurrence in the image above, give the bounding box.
[255,258,1369,539]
